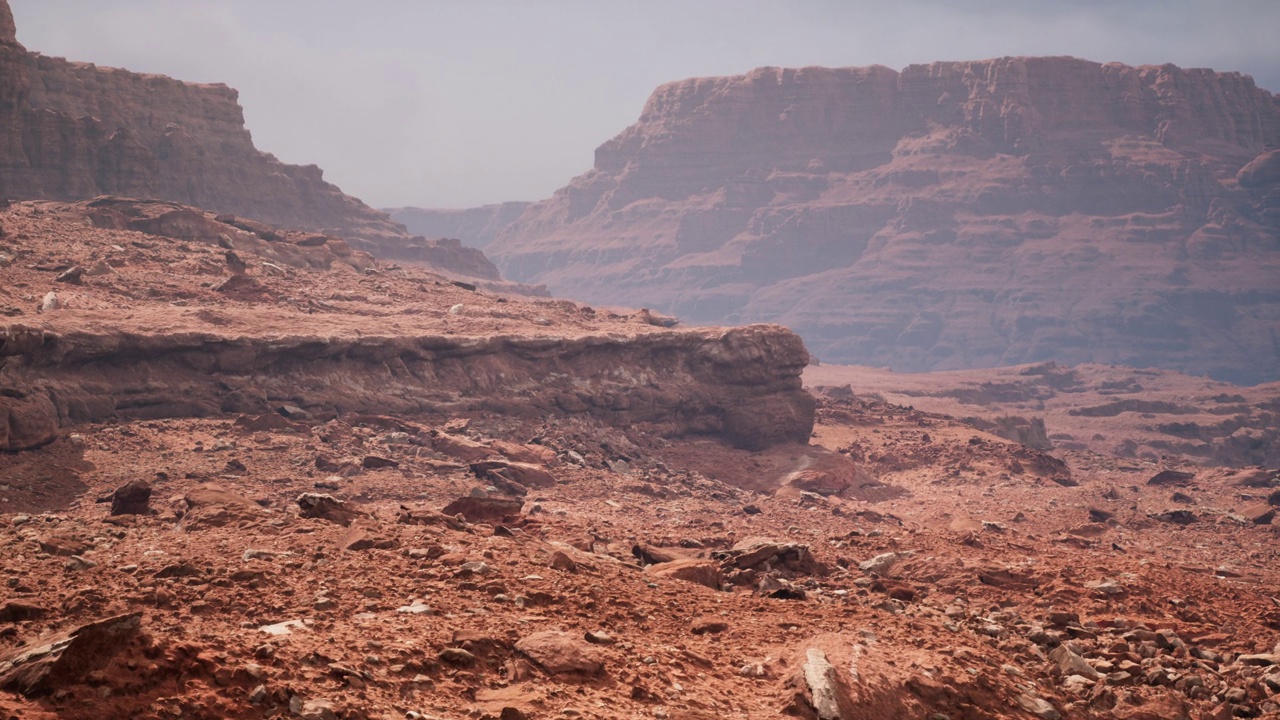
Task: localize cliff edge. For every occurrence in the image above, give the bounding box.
[487,58,1280,383]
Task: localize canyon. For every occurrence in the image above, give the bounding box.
[2,198,1278,720]
[1,3,1278,719]
[428,58,1280,384]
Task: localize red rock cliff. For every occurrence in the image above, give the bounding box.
[0,0,405,245]
[487,58,1280,383]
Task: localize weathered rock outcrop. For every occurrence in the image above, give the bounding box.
[485,58,1280,383]
[388,202,532,250]
[0,323,813,452]
[0,0,406,246]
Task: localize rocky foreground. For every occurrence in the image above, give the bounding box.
[0,196,1278,719]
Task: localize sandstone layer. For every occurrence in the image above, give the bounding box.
[483,58,1280,384]
[0,0,408,247]
[0,199,813,453]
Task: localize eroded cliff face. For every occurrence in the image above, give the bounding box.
[0,197,813,453]
[0,0,406,245]
[487,58,1280,384]
[0,324,813,453]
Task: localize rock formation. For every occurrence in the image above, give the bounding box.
[483,58,1280,383]
[0,0,406,246]
[387,202,532,249]
[0,198,813,453]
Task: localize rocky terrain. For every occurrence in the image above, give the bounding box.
[474,58,1280,384]
[0,0,414,250]
[1,192,1279,720]
[807,362,1280,469]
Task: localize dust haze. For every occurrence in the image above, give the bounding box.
[11,0,1279,207]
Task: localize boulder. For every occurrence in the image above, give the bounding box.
[470,459,556,489]
[296,493,365,527]
[0,613,142,696]
[0,392,58,451]
[440,495,523,524]
[514,631,604,676]
[1147,470,1195,487]
[432,433,494,462]
[109,478,151,516]
[645,558,724,590]
[179,487,266,530]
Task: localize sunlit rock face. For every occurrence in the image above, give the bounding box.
[488,58,1280,383]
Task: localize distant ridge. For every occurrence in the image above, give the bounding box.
[477,57,1280,383]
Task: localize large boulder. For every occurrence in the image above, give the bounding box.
[0,613,142,696]
[514,631,605,677]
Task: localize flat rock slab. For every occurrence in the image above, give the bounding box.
[514,631,604,676]
[0,612,142,696]
[297,493,365,527]
[441,495,523,523]
[645,558,723,590]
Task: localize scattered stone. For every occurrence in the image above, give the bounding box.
[0,613,142,696]
[34,535,90,557]
[0,601,47,623]
[1238,654,1280,666]
[396,601,433,615]
[1050,644,1102,680]
[1242,503,1276,525]
[858,551,905,576]
[438,648,476,666]
[548,550,577,572]
[153,562,203,579]
[632,542,680,566]
[514,631,604,676]
[109,478,151,515]
[276,404,311,420]
[431,433,493,462]
[298,699,338,720]
[224,250,248,275]
[1015,693,1061,720]
[179,487,266,530]
[1147,470,1195,486]
[55,266,85,284]
[691,617,729,635]
[584,631,614,645]
[636,308,679,327]
[296,493,365,527]
[758,575,807,600]
[1088,506,1114,523]
[341,521,398,551]
[1150,509,1197,525]
[440,495,522,523]
[361,454,399,469]
[796,648,842,720]
[645,558,723,590]
[257,620,307,636]
[471,459,555,489]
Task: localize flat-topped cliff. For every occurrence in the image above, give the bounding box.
[0,0,406,245]
[485,58,1280,383]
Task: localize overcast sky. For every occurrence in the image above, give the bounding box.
[11,1,1280,209]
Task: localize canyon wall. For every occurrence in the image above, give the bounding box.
[388,202,532,249]
[0,0,406,245]
[484,58,1280,383]
[0,324,814,452]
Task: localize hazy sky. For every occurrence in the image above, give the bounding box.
[11,1,1280,209]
